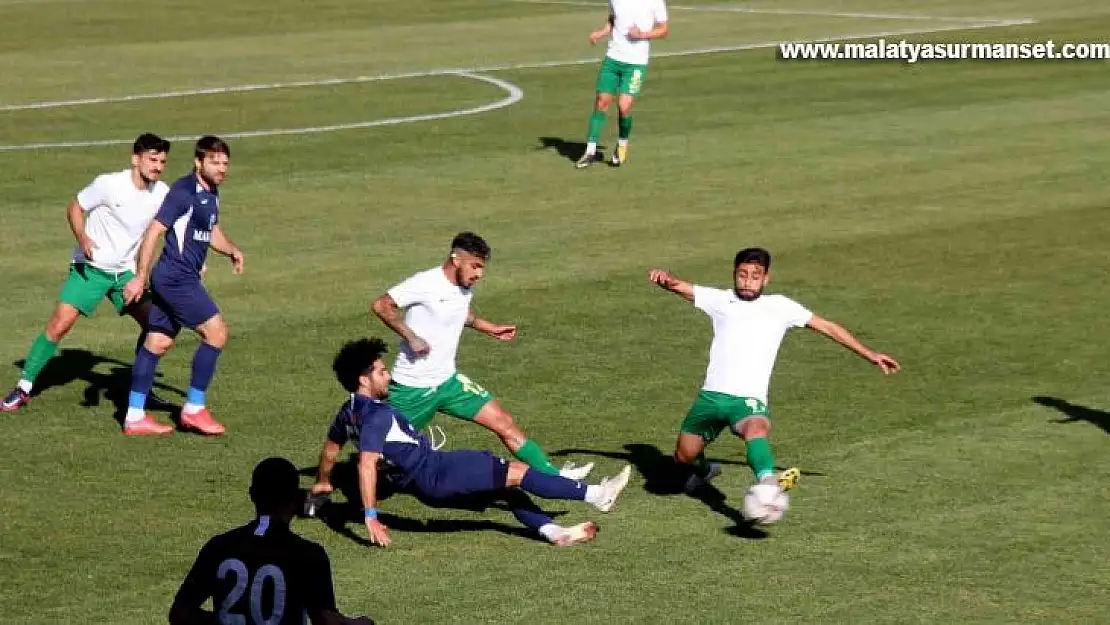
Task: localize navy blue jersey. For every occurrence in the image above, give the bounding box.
[328,395,434,485]
[153,173,219,285]
[171,516,336,625]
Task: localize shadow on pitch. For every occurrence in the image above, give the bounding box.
[14,348,184,426]
[537,136,601,163]
[297,455,560,546]
[1034,395,1110,434]
[551,443,824,540]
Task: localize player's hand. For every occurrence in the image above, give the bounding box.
[487,324,517,341]
[78,235,97,260]
[200,263,208,279]
[870,353,901,374]
[230,249,245,275]
[588,29,607,45]
[122,276,146,305]
[407,336,431,357]
[310,481,334,496]
[366,518,391,547]
[648,269,675,288]
[628,26,646,40]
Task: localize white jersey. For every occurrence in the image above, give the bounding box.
[693,286,813,403]
[72,169,169,274]
[387,267,474,388]
[606,0,669,65]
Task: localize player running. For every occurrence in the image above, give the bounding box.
[120,135,245,436]
[576,0,669,168]
[371,231,593,480]
[2,133,172,413]
[169,457,373,625]
[648,248,900,503]
[309,338,633,548]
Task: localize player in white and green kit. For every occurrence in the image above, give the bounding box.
[577,0,669,168]
[371,232,594,480]
[2,134,172,413]
[648,248,901,503]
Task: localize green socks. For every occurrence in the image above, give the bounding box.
[745,436,775,482]
[586,110,607,145]
[20,333,59,388]
[618,114,633,140]
[514,439,560,476]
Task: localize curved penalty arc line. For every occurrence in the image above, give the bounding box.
[0,71,524,152]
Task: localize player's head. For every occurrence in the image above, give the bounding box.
[447,231,490,288]
[249,457,303,520]
[130,133,170,185]
[193,135,230,188]
[333,337,391,399]
[733,247,771,301]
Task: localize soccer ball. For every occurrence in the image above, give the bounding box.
[742,484,789,524]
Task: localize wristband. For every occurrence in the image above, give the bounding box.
[364,507,378,520]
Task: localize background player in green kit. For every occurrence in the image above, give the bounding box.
[2,133,172,413]
[371,232,594,481]
[648,248,901,503]
[577,0,669,168]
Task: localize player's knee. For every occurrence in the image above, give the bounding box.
[595,94,613,111]
[505,461,528,487]
[199,318,229,348]
[146,333,174,355]
[618,99,634,116]
[734,418,770,440]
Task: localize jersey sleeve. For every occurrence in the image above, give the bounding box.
[692,285,727,316]
[386,272,428,309]
[653,0,669,22]
[301,544,339,614]
[155,188,192,228]
[75,175,111,211]
[777,296,813,328]
[326,408,350,446]
[357,408,391,453]
[169,538,218,611]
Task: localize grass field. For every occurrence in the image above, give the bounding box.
[2,0,1110,622]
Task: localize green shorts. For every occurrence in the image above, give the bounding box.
[680,390,770,443]
[594,56,648,96]
[387,372,495,431]
[58,263,135,317]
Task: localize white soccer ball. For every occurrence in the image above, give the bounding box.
[742,484,789,524]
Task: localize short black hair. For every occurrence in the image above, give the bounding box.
[734,247,771,271]
[249,457,301,514]
[451,231,491,260]
[133,133,170,155]
[332,337,388,393]
[194,135,230,161]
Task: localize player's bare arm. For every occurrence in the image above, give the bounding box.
[466,310,517,341]
[123,220,168,304]
[806,314,901,374]
[588,12,614,44]
[210,225,245,274]
[66,198,96,259]
[648,269,694,303]
[629,20,669,41]
[370,294,429,355]
[311,440,343,496]
[358,451,390,547]
[314,610,374,625]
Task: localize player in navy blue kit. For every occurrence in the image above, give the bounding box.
[169,457,373,625]
[121,136,244,436]
[309,337,633,548]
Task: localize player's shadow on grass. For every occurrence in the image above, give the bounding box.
[1033,395,1110,434]
[14,348,183,426]
[297,455,561,546]
[537,137,602,163]
[551,443,824,540]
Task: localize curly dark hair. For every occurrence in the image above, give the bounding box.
[332,337,388,393]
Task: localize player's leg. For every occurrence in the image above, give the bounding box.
[674,391,729,492]
[505,459,632,513]
[611,64,646,167]
[3,265,105,411]
[122,287,180,435]
[578,58,620,168]
[177,303,229,436]
[504,488,599,547]
[728,398,800,492]
[113,280,170,409]
[443,373,593,479]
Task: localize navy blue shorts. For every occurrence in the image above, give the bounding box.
[412,450,509,502]
[147,279,220,338]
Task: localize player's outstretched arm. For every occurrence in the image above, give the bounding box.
[210,225,245,275]
[358,451,391,547]
[370,294,429,355]
[647,269,695,303]
[466,311,517,341]
[806,314,901,374]
[312,440,343,495]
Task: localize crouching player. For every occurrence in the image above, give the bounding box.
[310,338,633,548]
